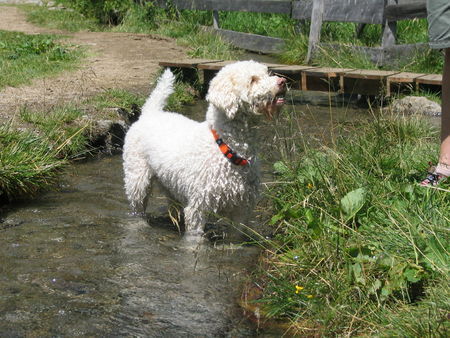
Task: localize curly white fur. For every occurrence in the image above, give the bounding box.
[123,61,286,235]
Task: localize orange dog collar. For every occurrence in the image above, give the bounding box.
[211,129,249,166]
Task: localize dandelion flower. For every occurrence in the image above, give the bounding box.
[295,285,304,294]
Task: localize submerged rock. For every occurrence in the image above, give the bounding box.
[388,96,441,116]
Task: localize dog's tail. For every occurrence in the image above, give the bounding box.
[141,68,175,115]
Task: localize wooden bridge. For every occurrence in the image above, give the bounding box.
[159,59,442,97]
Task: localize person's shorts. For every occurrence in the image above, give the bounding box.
[427,0,450,49]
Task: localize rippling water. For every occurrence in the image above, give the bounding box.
[0,93,368,336]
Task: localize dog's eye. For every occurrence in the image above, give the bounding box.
[250,76,259,84]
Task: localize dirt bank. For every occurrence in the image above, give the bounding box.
[0,5,188,128]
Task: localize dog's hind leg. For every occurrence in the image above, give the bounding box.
[123,151,153,214]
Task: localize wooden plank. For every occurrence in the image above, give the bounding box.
[384,1,427,21]
[304,67,353,77]
[213,28,285,54]
[264,63,288,69]
[343,69,399,96]
[344,69,400,80]
[293,0,385,24]
[302,67,353,92]
[415,74,443,86]
[155,0,292,14]
[197,60,237,71]
[386,71,425,96]
[269,65,317,74]
[158,59,223,68]
[268,65,316,89]
[387,72,425,83]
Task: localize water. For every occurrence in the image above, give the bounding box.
[0,93,368,336]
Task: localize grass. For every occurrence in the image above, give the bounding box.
[1,88,146,202]
[0,30,83,89]
[22,4,99,32]
[0,125,66,201]
[20,105,89,157]
[254,110,449,335]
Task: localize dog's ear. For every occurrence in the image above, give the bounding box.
[206,75,240,119]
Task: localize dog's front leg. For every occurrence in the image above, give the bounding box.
[183,204,206,235]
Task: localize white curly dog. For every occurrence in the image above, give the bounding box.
[123,61,286,235]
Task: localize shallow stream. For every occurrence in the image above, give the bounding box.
[1,94,368,336]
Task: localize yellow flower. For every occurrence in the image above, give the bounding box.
[307,183,313,189]
[307,294,314,299]
[295,285,304,294]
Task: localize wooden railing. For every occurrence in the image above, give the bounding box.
[154,0,427,64]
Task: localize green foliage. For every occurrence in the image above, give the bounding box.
[20,105,89,157]
[0,30,83,89]
[219,11,295,38]
[261,112,449,335]
[0,125,66,200]
[23,3,99,31]
[87,88,145,112]
[54,0,133,25]
[166,81,197,111]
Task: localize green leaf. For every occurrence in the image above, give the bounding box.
[273,161,289,175]
[368,279,382,295]
[352,263,366,285]
[340,188,366,222]
[403,268,421,283]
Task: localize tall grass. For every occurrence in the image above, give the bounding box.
[20,105,89,157]
[256,110,449,335]
[0,125,66,200]
[1,88,146,202]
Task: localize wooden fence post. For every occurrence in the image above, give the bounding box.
[212,10,220,29]
[382,0,398,49]
[306,0,324,64]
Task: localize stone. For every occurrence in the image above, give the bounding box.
[388,96,441,116]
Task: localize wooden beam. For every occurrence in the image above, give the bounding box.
[210,28,285,54]
[158,59,223,68]
[384,1,427,21]
[155,0,292,14]
[293,0,385,24]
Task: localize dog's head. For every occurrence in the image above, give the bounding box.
[206,61,286,120]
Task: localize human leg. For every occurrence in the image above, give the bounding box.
[436,48,450,176]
